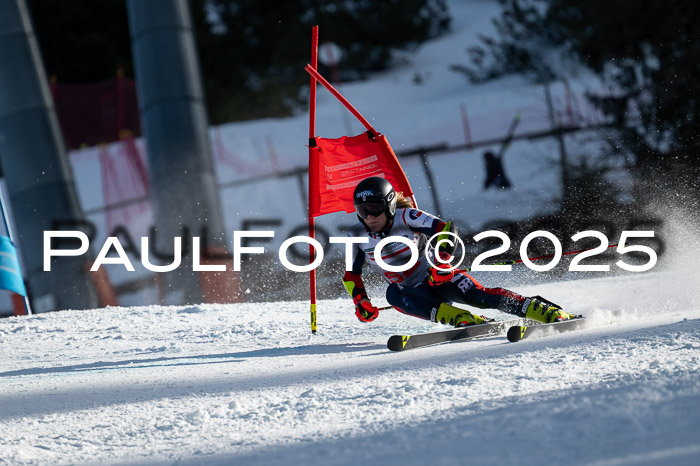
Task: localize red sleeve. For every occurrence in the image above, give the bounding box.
[343,271,365,288]
[343,271,367,298]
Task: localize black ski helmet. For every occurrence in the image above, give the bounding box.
[353,177,397,222]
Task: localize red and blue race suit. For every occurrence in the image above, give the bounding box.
[343,208,528,322]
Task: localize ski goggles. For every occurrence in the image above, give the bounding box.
[355,201,386,219]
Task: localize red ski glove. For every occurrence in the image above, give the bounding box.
[429,252,456,286]
[354,294,379,322]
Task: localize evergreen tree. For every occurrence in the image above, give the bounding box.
[28,0,133,82]
[452,0,700,183]
[192,0,451,123]
[28,0,450,124]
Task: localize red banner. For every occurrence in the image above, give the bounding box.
[51,76,141,150]
[309,132,413,217]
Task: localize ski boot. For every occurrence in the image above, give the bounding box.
[523,296,575,323]
[433,303,488,328]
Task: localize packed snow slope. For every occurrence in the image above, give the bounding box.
[1,263,699,465]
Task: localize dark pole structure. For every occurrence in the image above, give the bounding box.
[399,144,448,218]
[0,0,99,312]
[126,0,227,304]
[544,82,571,204]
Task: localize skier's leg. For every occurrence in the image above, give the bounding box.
[432,272,526,315]
[385,282,441,321]
[437,271,574,322]
[521,297,576,323]
[385,282,485,326]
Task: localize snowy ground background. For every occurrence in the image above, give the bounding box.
[2,213,700,464]
[1,257,699,465]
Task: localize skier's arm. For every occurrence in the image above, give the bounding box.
[342,248,379,322]
[427,220,460,285]
[342,246,365,297]
[401,208,460,285]
[401,209,459,256]
[433,220,459,256]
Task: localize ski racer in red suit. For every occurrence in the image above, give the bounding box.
[343,177,575,326]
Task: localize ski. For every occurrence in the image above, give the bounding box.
[506,316,586,342]
[387,318,522,352]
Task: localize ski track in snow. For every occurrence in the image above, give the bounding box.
[1,269,699,465]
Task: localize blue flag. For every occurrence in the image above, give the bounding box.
[0,236,27,296]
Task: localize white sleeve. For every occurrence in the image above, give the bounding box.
[397,208,442,234]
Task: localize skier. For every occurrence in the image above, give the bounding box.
[343,176,574,326]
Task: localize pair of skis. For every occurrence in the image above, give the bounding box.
[387,316,586,352]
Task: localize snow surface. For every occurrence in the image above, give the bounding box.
[2,263,700,465]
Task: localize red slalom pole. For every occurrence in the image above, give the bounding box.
[460,102,472,148]
[304,64,376,134]
[308,27,319,334]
